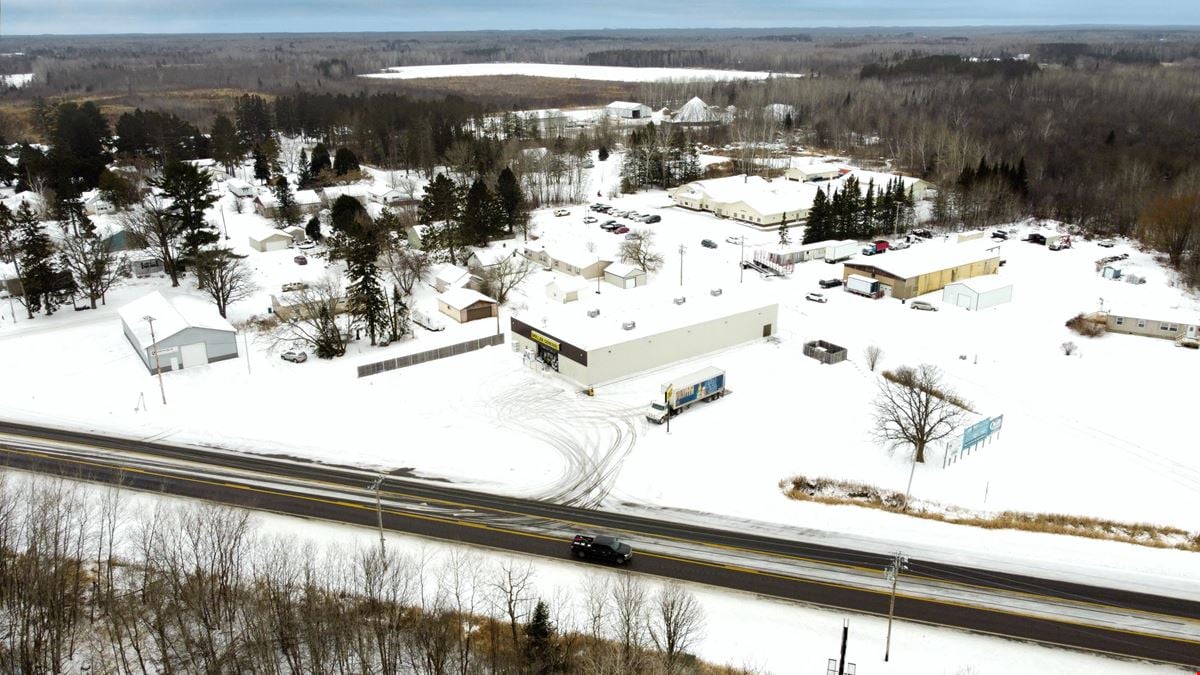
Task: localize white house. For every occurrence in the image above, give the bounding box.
[941,275,1013,311]
[546,276,592,304]
[320,184,370,207]
[468,246,516,272]
[247,227,295,253]
[118,291,238,374]
[227,179,256,198]
[84,193,116,215]
[606,101,652,120]
[368,184,412,206]
[434,264,473,293]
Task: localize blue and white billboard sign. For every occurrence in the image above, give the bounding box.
[963,419,991,449]
[989,415,1004,434]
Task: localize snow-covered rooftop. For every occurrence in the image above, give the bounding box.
[951,274,1014,294]
[118,291,234,349]
[603,262,643,278]
[438,288,496,310]
[257,189,321,208]
[848,243,1001,280]
[247,225,293,244]
[672,97,721,124]
[675,174,820,217]
[547,276,591,293]
[607,100,648,110]
[516,284,775,351]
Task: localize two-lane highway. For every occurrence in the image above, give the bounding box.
[0,419,1197,668]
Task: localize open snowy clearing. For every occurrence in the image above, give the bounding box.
[363,62,802,82]
[1,152,1197,603]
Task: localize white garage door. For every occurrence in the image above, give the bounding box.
[180,342,208,368]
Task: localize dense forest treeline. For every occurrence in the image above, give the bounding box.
[0,473,755,675]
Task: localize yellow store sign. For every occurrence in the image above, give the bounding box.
[530,330,560,351]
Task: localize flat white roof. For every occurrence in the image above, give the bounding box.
[118,291,234,349]
[948,274,1013,294]
[848,243,1000,280]
[434,264,470,285]
[1106,305,1200,326]
[547,276,591,293]
[604,262,643,278]
[515,284,776,351]
[438,288,497,310]
[247,226,293,243]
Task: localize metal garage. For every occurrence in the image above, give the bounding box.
[118,291,239,374]
[941,275,1013,311]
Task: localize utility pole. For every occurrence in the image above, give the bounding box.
[738,236,746,283]
[678,244,686,286]
[838,619,849,675]
[884,551,909,662]
[370,475,386,557]
[143,315,167,405]
[242,329,251,375]
[903,457,917,512]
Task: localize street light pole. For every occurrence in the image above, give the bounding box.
[739,236,746,283]
[370,475,386,557]
[678,244,686,286]
[884,551,909,662]
[143,315,167,405]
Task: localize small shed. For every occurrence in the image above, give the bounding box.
[227,179,256,198]
[248,228,294,253]
[546,276,591,304]
[941,274,1013,311]
[603,262,647,289]
[785,162,843,183]
[437,289,498,324]
[118,291,238,374]
[606,101,652,119]
[803,339,848,365]
[434,264,472,293]
[282,225,307,244]
[368,184,411,206]
[129,255,165,278]
[84,193,116,215]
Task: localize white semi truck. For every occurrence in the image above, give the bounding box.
[646,367,727,424]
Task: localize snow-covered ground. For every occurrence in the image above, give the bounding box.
[0,73,34,88]
[363,62,802,82]
[1,153,1198,606]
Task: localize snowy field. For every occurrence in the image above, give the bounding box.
[1,153,1198,602]
[363,63,802,82]
[14,472,1172,675]
[0,73,33,88]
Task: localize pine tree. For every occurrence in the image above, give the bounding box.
[309,143,332,179]
[417,173,462,263]
[345,227,387,345]
[253,147,270,183]
[153,161,219,266]
[298,149,313,188]
[861,179,877,236]
[496,166,527,239]
[333,147,359,176]
[523,599,557,674]
[305,215,322,242]
[598,145,609,162]
[387,285,410,342]
[461,178,501,247]
[271,175,301,228]
[18,210,62,316]
[210,115,242,176]
[778,218,791,246]
[803,188,830,244]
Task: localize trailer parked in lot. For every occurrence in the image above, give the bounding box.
[845,274,883,299]
[646,367,726,424]
[823,240,858,263]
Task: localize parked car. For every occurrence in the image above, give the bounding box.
[412,309,445,332]
[642,214,661,224]
[298,239,317,250]
[600,220,619,230]
[281,350,308,363]
[281,282,307,292]
[571,534,632,565]
[991,230,1009,240]
[701,239,717,249]
[911,228,934,239]
[582,215,598,224]
[614,226,630,235]
[910,300,938,311]
[554,209,570,217]
[624,232,641,240]
[590,203,608,212]
[1098,239,1116,248]
[293,255,308,265]
[805,292,828,303]
[725,235,744,245]
[819,278,843,289]
[891,240,910,250]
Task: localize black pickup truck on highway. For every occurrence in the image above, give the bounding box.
[571,534,633,564]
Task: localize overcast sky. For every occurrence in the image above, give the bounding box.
[3,0,1197,35]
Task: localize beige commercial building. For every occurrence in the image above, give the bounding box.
[843,246,1001,300]
[510,287,778,387]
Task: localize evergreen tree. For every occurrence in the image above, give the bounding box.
[861,179,877,236]
[153,161,219,265]
[14,144,49,194]
[417,174,462,264]
[598,145,609,162]
[297,149,313,188]
[495,166,528,239]
[523,599,557,674]
[305,215,323,242]
[18,208,63,316]
[252,147,270,183]
[345,226,387,345]
[460,178,501,247]
[309,143,332,178]
[387,285,410,342]
[778,218,791,246]
[234,95,273,148]
[271,175,301,228]
[210,115,242,176]
[330,195,370,238]
[803,188,831,244]
[333,147,360,176]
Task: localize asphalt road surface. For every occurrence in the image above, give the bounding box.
[0,419,1196,669]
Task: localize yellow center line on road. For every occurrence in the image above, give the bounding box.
[3,440,1199,645]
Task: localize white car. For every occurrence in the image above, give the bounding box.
[298,240,317,250]
[582,215,598,224]
[725,235,744,245]
[891,240,910,250]
[805,292,828,303]
[554,209,570,217]
[280,350,308,363]
[412,309,445,332]
[1097,239,1116,248]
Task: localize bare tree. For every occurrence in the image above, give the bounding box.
[380,241,430,296]
[649,582,705,673]
[192,248,257,318]
[122,196,182,287]
[873,364,971,463]
[272,276,348,358]
[478,255,534,304]
[863,345,883,372]
[489,559,535,648]
[609,572,649,670]
[1061,341,1077,355]
[618,229,664,273]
